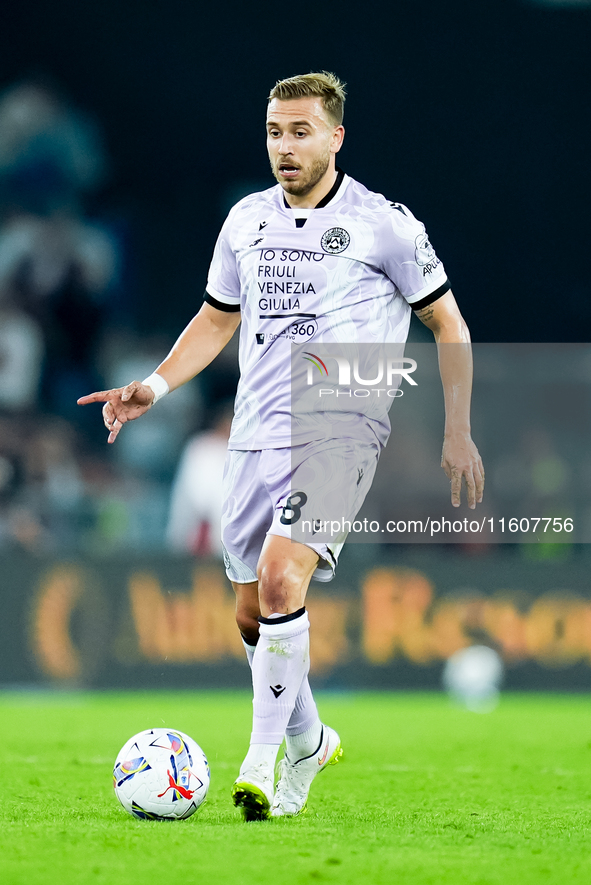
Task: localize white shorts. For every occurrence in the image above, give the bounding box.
[220,437,380,584]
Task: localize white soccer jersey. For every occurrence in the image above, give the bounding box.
[205,171,449,450]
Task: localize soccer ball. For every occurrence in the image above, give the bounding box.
[443,645,504,713]
[113,728,210,820]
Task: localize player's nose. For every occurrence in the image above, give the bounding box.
[278,134,294,155]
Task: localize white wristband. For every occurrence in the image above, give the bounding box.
[142,372,170,404]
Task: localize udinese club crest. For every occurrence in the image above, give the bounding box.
[321,227,350,254]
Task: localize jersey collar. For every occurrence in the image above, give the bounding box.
[282,167,346,211]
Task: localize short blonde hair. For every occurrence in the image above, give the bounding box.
[268,72,346,126]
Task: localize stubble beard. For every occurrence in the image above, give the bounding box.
[271,149,331,197]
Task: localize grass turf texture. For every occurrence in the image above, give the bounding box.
[1,692,590,885]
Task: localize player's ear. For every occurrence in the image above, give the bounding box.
[331,125,345,153]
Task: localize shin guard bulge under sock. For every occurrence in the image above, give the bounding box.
[242,636,318,737]
[250,608,311,745]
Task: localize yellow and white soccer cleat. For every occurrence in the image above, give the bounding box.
[232,762,275,821]
[271,725,342,817]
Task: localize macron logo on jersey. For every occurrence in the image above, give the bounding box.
[389,202,407,215]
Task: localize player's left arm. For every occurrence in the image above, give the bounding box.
[414,290,484,509]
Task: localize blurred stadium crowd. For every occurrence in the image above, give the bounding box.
[0,80,237,556]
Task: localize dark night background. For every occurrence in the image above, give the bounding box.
[1,0,589,342]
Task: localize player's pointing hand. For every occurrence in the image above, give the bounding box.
[77,381,156,444]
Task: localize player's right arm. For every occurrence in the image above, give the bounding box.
[150,302,241,392]
[77,303,241,443]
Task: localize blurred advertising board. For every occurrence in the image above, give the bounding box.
[3,546,591,690]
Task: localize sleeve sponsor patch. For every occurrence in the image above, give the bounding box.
[415,233,442,277]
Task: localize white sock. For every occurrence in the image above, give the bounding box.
[285,678,319,737]
[242,637,319,737]
[239,741,280,775]
[285,718,323,762]
[241,638,256,668]
[240,640,281,774]
[251,608,311,744]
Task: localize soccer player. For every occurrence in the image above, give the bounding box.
[78,72,484,821]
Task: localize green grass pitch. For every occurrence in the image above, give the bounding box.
[1,691,590,885]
